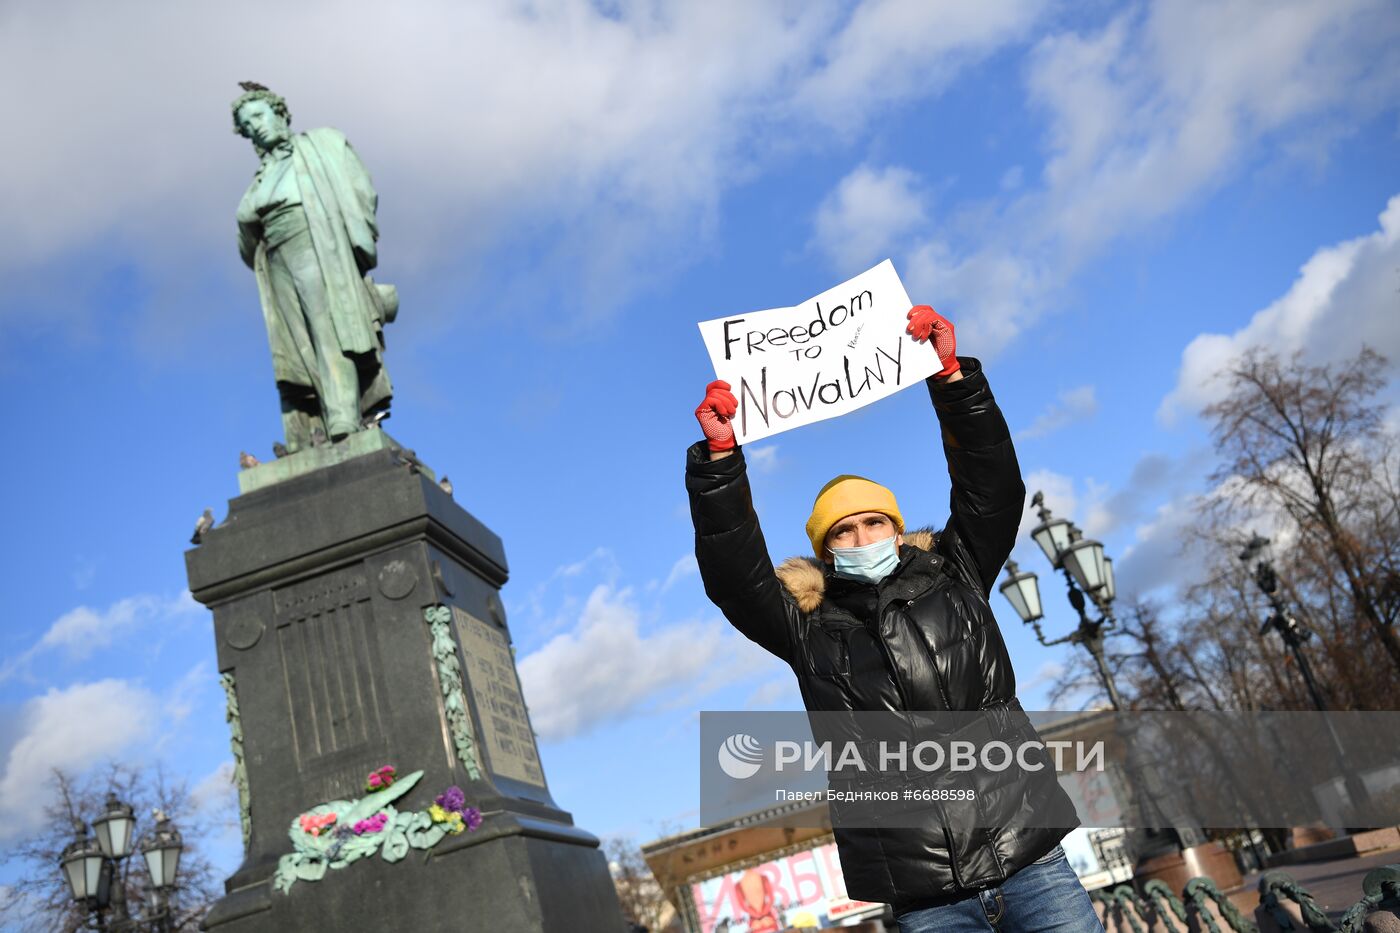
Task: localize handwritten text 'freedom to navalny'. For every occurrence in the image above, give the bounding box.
[697,260,944,445]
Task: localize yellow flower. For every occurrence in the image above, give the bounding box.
[428,804,448,823]
[446,812,465,835]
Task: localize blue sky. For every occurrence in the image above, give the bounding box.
[2,0,1398,900]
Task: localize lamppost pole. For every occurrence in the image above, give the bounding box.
[999,492,1190,861]
[1240,534,1329,710]
[1239,533,1372,818]
[1067,576,1124,712]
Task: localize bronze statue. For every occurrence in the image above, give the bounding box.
[232,83,397,452]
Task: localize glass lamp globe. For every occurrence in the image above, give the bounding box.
[1062,538,1108,594]
[1031,514,1074,568]
[92,792,136,860]
[142,813,183,890]
[60,831,107,904]
[998,560,1044,623]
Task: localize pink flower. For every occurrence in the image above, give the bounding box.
[299,812,338,837]
[365,764,397,793]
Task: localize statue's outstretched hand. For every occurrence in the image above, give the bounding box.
[695,380,738,453]
[907,305,960,379]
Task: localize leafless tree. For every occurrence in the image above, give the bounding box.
[1203,346,1400,677]
[1050,349,1399,712]
[604,835,681,933]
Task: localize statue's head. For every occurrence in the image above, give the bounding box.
[232,83,292,153]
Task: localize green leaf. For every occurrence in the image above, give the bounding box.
[295,858,328,882]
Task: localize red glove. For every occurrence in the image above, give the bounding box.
[906,305,960,378]
[695,380,738,452]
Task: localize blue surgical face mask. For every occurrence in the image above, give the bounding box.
[830,535,900,584]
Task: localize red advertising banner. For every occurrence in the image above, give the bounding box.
[690,842,881,932]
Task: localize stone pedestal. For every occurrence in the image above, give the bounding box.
[1137,842,1243,894]
[186,440,626,931]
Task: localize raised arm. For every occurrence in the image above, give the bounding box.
[929,361,1026,595]
[907,306,1025,596]
[686,382,799,664]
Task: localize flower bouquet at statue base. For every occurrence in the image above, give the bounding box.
[274,765,483,893]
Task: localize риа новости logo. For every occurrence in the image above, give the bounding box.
[717,733,764,779]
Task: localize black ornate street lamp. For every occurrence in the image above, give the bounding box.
[1002,492,1194,863]
[58,796,184,932]
[141,812,183,933]
[1239,532,1372,816]
[1238,534,1328,708]
[92,793,136,863]
[60,821,109,924]
[1000,491,1123,710]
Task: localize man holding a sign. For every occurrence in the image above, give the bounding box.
[685,271,1096,932]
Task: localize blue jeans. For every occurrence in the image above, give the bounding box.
[896,846,1104,933]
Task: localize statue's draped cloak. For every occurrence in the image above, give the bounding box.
[239,127,392,416]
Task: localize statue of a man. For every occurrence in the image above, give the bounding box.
[232,83,397,451]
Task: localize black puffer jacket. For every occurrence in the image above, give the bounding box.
[685,358,1078,911]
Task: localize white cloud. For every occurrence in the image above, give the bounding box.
[903,238,1048,356]
[1111,497,1206,598]
[1018,660,1065,695]
[745,678,800,709]
[1018,442,1284,601]
[0,0,1047,337]
[511,548,624,639]
[660,554,698,593]
[1019,449,1219,596]
[1017,384,1098,440]
[188,759,241,848]
[745,444,782,475]
[1025,0,1399,263]
[0,680,159,841]
[38,592,198,658]
[555,548,619,581]
[1092,453,1186,536]
[832,0,1400,357]
[1012,468,1121,597]
[189,760,236,813]
[164,662,213,728]
[187,759,244,874]
[812,165,928,274]
[1016,469,1084,554]
[1,591,200,683]
[1111,469,1299,599]
[517,584,751,741]
[1159,193,1400,424]
[794,0,1050,127]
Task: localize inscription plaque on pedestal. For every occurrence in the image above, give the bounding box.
[452,606,546,787]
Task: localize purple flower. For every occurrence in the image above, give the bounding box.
[352,812,390,835]
[463,806,483,831]
[435,786,466,813]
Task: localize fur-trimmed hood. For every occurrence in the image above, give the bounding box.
[775,527,937,613]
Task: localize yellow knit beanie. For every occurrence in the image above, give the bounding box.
[805,475,904,558]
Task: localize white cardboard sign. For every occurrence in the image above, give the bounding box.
[697,260,941,445]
